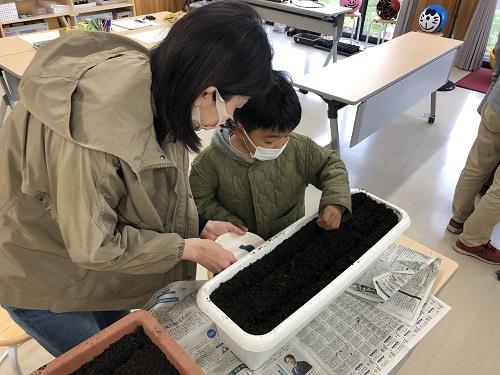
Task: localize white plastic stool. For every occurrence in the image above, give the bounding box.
[346,11,362,45]
[0,308,31,375]
[364,16,397,49]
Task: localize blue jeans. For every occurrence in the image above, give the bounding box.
[3,305,129,357]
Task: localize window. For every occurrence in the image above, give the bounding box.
[486,0,500,56]
[320,0,405,45]
[361,0,403,42]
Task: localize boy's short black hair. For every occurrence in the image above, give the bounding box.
[234,70,301,133]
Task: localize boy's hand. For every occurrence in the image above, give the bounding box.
[183,239,237,273]
[200,220,247,240]
[317,205,344,230]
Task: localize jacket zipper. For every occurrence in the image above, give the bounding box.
[137,163,170,174]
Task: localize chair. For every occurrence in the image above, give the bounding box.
[0,308,31,375]
[345,11,363,45]
[364,16,398,49]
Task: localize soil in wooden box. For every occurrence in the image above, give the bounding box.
[211,192,399,335]
[71,327,180,375]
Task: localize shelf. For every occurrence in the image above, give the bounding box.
[74,2,135,14]
[0,0,136,37]
[0,13,71,26]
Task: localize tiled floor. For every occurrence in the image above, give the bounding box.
[2,28,499,374]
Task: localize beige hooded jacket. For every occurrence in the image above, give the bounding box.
[0,31,198,312]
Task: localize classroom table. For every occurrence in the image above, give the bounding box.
[0,51,34,100]
[111,10,179,46]
[0,37,33,57]
[396,235,457,295]
[0,11,178,125]
[242,0,350,66]
[292,31,463,153]
[0,36,36,122]
[389,235,457,374]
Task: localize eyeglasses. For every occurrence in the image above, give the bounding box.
[221,118,237,131]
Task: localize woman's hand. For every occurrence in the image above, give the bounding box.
[183,239,237,273]
[200,220,247,240]
[317,204,344,230]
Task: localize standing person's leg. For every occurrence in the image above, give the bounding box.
[460,166,500,246]
[479,163,499,196]
[450,104,500,230]
[2,305,129,357]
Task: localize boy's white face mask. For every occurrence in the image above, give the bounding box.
[192,89,232,130]
[242,128,288,161]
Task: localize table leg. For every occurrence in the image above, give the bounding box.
[350,17,355,44]
[324,43,337,66]
[377,24,383,45]
[324,98,347,154]
[428,91,436,124]
[364,19,374,49]
[355,16,361,44]
[4,72,20,104]
[9,346,22,375]
[0,71,15,109]
[324,14,345,66]
[329,117,340,153]
[0,94,8,126]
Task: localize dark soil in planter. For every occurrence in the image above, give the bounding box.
[211,192,399,335]
[71,327,180,375]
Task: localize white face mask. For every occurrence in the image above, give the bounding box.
[192,89,233,130]
[242,128,288,161]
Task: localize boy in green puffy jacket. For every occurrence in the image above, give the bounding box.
[189,71,351,240]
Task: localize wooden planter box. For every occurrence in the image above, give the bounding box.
[32,310,203,375]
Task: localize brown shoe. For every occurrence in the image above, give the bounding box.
[453,240,500,265]
[447,218,464,234]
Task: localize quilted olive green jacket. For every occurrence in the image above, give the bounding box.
[190,132,351,239]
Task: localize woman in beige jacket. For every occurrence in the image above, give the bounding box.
[0,1,273,356]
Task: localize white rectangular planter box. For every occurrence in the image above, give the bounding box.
[197,189,410,370]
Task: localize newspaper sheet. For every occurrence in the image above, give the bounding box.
[348,244,441,324]
[148,281,253,375]
[148,281,450,375]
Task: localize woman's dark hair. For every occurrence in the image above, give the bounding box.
[234,70,301,133]
[150,1,273,152]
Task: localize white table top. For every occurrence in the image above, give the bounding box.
[242,0,350,18]
[0,11,179,78]
[293,31,463,104]
[0,11,177,57]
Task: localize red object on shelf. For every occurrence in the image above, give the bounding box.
[376,0,400,20]
[31,310,203,375]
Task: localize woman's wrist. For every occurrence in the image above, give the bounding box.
[182,238,200,262]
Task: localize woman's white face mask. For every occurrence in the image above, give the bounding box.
[192,89,232,130]
[242,128,288,161]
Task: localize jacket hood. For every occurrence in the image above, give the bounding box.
[19,31,168,172]
[211,128,252,163]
